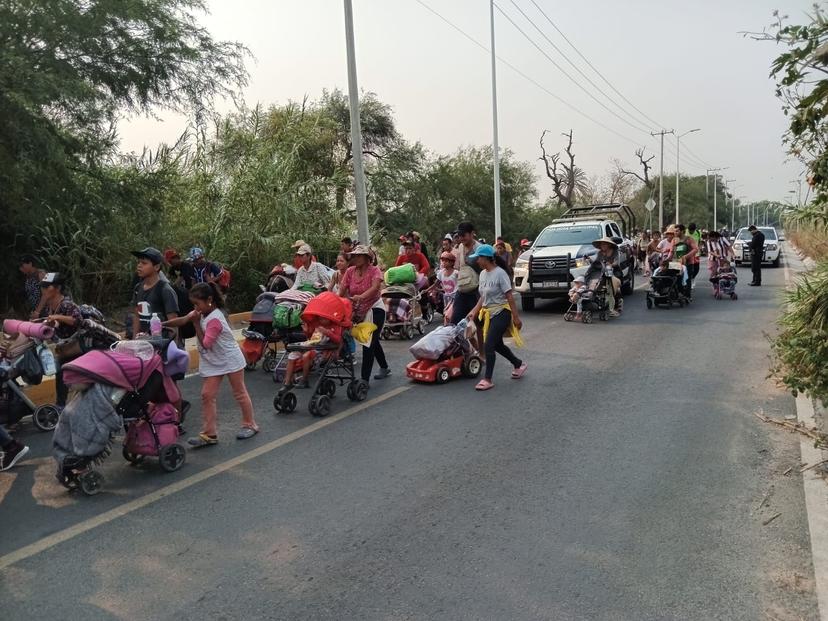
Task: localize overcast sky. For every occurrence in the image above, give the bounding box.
[118,0,814,205]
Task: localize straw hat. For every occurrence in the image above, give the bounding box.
[664,225,678,235]
[349,244,372,257]
[591,237,618,249]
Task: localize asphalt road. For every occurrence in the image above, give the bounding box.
[0,250,820,620]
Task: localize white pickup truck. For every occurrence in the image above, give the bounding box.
[513,204,636,311]
[732,226,782,268]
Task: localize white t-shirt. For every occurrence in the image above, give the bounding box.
[292,262,331,290]
[198,309,246,377]
[436,268,458,298]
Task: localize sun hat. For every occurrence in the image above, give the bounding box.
[295,244,312,256]
[573,275,585,283]
[520,238,531,246]
[467,244,495,260]
[189,247,205,260]
[591,237,618,249]
[133,247,164,264]
[440,251,456,262]
[664,225,677,235]
[349,244,372,257]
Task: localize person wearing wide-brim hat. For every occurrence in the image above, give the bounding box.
[584,237,624,317]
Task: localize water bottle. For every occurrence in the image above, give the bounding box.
[149,313,162,336]
[38,345,57,376]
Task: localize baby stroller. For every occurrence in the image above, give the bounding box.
[0,320,60,431]
[381,284,430,340]
[563,288,606,324]
[54,338,190,495]
[646,264,690,309]
[711,265,738,301]
[406,319,482,383]
[242,290,312,372]
[272,293,369,417]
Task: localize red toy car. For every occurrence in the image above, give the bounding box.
[406,352,482,384]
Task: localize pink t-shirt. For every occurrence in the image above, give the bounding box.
[341,265,383,318]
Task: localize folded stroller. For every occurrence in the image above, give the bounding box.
[54,338,190,495]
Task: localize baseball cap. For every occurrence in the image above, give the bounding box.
[444,233,454,241]
[467,244,495,260]
[189,247,205,260]
[164,249,180,264]
[291,239,308,249]
[132,247,164,264]
[295,244,312,256]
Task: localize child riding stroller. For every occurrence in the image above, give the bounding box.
[711,260,738,301]
[273,292,369,417]
[54,337,190,495]
[564,267,616,323]
[381,284,431,340]
[646,263,690,309]
[241,290,313,372]
[0,320,60,431]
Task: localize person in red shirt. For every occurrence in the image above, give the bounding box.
[395,241,430,275]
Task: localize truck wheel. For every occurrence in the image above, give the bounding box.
[772,257,780,268]
[520,295,535,312]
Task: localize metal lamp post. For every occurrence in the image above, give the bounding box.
[675,128,700,224]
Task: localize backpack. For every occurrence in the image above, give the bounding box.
[216,265,231,290]
[456,243,480,294]
[273,302,303,330]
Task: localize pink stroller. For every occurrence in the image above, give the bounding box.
[55,338,189,495]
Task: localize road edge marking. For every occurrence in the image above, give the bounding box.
[783,249,828,621]
[0,385,411,571]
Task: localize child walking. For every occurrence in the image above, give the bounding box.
[166,282,258,447]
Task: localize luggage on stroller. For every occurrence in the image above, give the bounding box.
[406,320,481,383]
[242,291,312,372]
[54,338,189,495]
[54,318,121,364]
[381,284,431,340]
[273,292,368,417]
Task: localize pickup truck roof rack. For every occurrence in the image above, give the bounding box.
[553,203,636,237]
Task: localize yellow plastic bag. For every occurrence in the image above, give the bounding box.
[351,322,377,347]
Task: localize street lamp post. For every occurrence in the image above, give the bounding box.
[652,129,674,230]
[707,167,728,231]
[489,0,502,239]
[726,179,737,233]
[675,128,701,224]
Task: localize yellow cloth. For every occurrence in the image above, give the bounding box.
[351,321,377,347]
[478,306,524,348]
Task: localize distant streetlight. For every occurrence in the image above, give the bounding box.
[675,128,701,224]
[489,0,502,238]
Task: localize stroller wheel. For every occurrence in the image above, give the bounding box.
[262,353,277,374]
[582,311,593,324]
[599,311,609,321]
[563,312,574,322]
[309,394,331,417]
[404,325,415,340]
[347,380,369,402]
[274,391,297,414]
[461,356,482,378]
[158,444,186,473]
[33,404,60,431]
[122,447,145,465]
[79,470,104,496]
[417,321,425,335]
[319,378,337,398]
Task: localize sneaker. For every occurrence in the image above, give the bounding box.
[0,442,30,471]
[374,367,391,380]
[609,310,621,318]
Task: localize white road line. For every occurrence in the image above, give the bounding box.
[0,385,411,571]
[783,249,828,621]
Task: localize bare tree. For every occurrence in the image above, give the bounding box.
[619,147,655,190]
[540,129,588,208]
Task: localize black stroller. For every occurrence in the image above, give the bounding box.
[646,267,690,309]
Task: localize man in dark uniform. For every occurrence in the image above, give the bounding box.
[748,225,765,286]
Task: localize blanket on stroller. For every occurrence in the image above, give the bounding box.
[53,383,121,470]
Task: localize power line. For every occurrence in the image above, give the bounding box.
[527,0,665,130]
[494,2,654,137]
[412,0,644,147]
[506,0,652,135]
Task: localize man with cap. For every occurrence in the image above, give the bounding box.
[189,247,223,286]
[131,247,179,338]
[39,272,82,407]
[291,244,331,290]
[395,240,431,275]
[748,225,766,286]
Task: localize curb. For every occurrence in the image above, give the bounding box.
[24,311,252,406]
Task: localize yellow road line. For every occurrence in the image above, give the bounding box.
[0,385,411,571]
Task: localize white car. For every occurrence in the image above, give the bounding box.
[732,227,782,268]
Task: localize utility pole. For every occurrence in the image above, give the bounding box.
[651,129,674,230]
[343,0,370,245]
[489,0,502,239]
[675,128,700,224]
[726,179,737,233]
[707,167,728,231]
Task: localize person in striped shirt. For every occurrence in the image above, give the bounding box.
[706,230,735,278]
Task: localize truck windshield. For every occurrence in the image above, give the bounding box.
[534,225,603,248]
[737,228,776,241]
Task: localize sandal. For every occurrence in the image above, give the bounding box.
[475,379,494,391]
[188,433,218,448]
[511,363,528,379]
[236,427,259,440]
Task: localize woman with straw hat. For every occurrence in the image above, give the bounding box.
[584,237,624,317]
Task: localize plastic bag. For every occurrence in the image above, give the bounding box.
[111,340,155,361]
[18,347,44,385]
[351,322,377,348]
[409,326,457,361]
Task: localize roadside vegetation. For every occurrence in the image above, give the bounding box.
[759,7,828,404]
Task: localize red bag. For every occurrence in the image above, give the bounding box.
[216,265,232,290]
